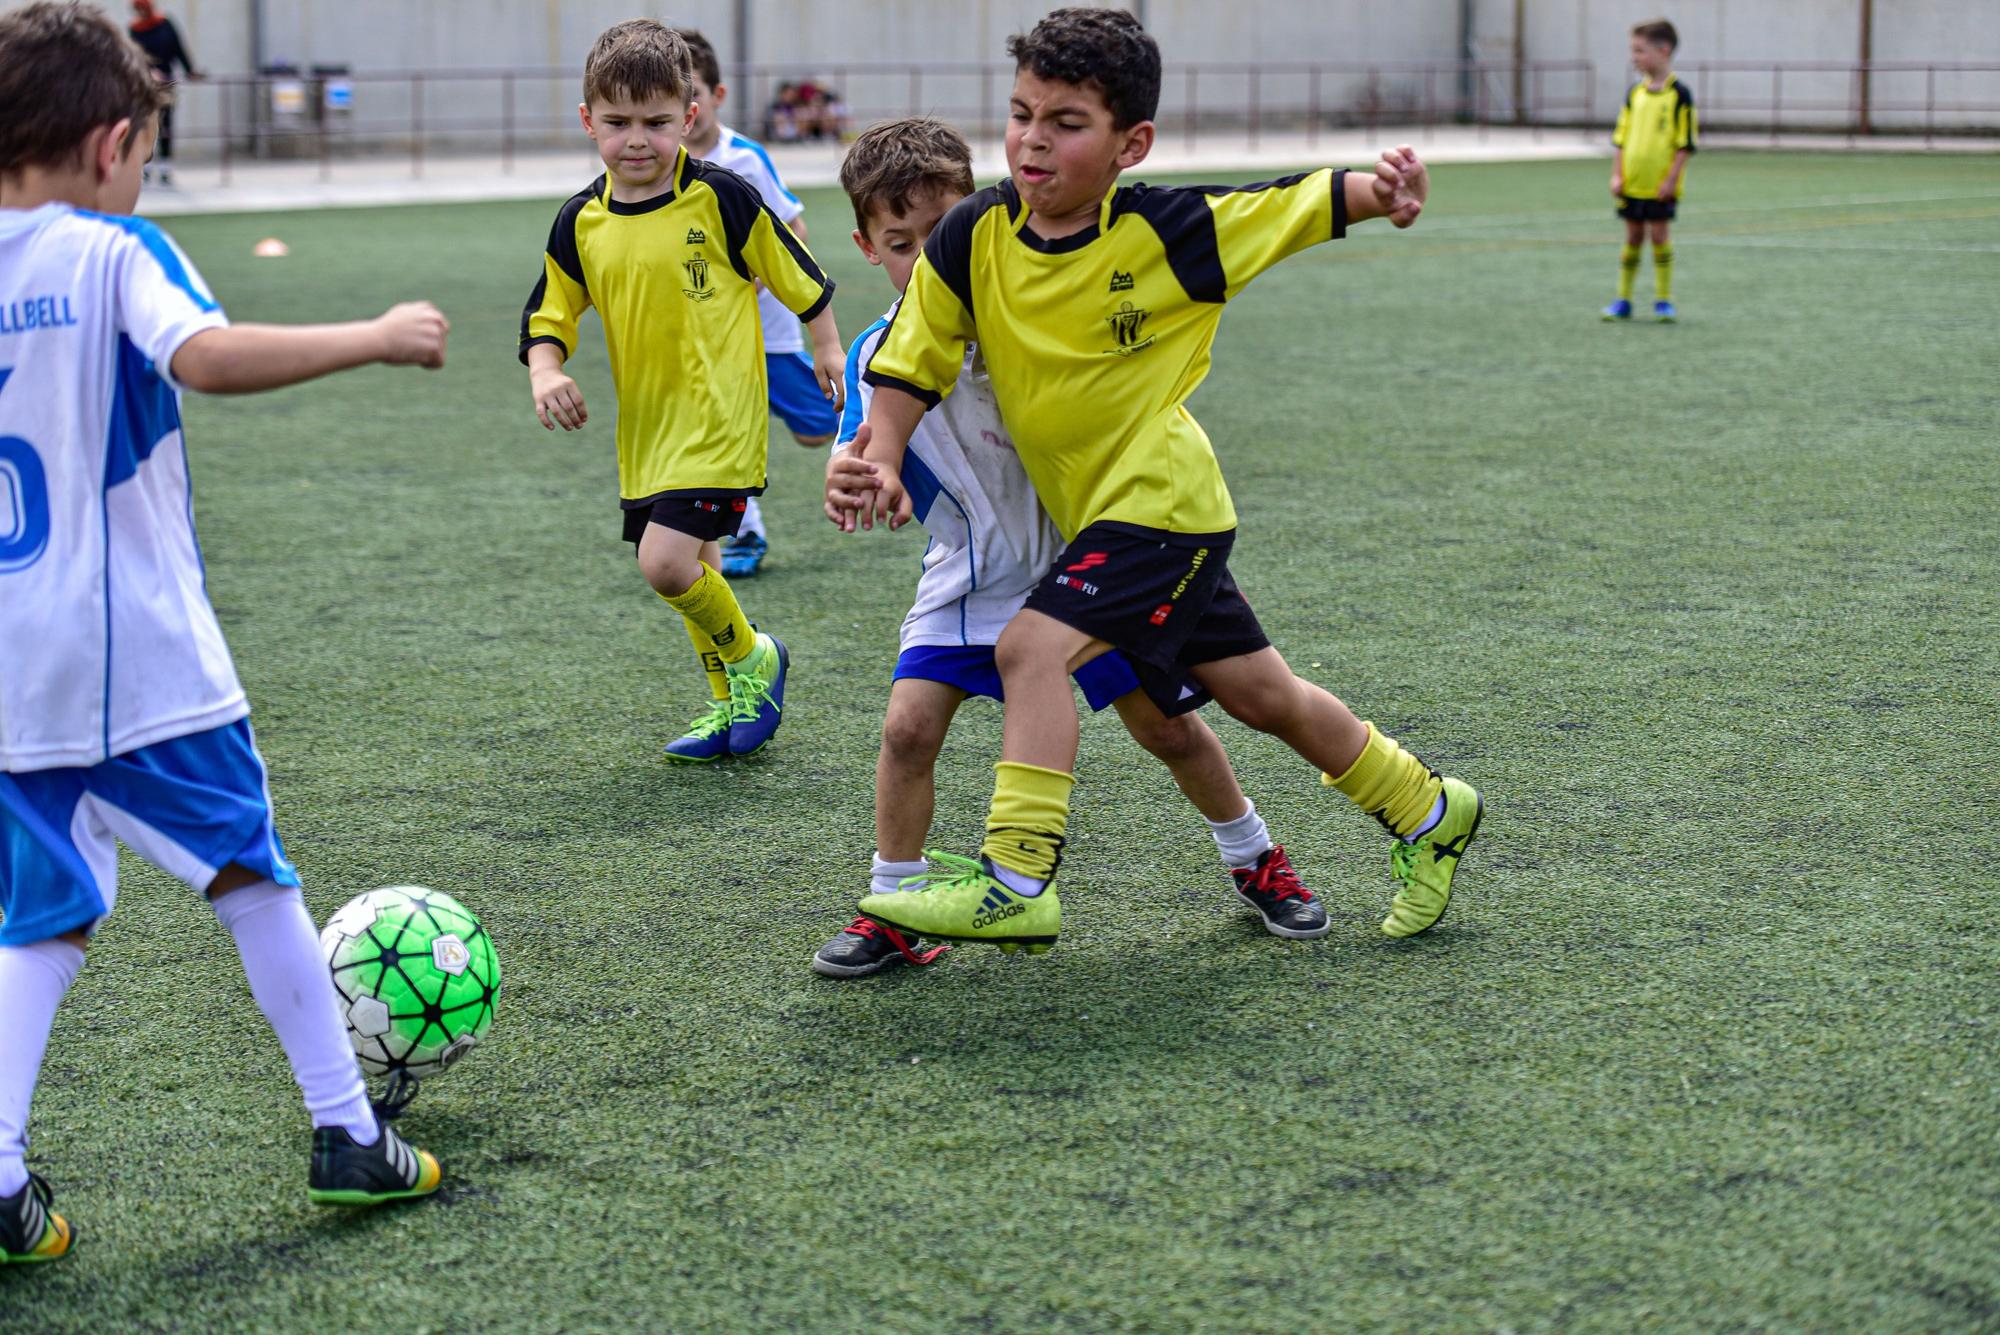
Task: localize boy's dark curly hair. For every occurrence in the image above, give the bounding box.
[1006,7,1161,129]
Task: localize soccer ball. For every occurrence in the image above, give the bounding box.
[320,886,500,1083]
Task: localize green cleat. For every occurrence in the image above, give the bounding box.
[858,850,1060,949]
[1382,776,1483,938]
[0,1175,74,1264]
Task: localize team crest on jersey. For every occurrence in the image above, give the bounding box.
[686,227,707,244]
[1109,269,1134,293]
[1104,300,1154,356]
[683,253,714,301]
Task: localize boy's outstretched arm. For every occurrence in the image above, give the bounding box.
[1344,146,1429,228]
[171,302,448,394]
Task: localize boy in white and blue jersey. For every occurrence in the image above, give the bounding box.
[811,118,1328,979]
[679,29,840,577]
[0,3,449,1262]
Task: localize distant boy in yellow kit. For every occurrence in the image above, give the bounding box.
[1604,17,1697,322]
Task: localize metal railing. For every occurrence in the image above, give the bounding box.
[152,57,1998,184]
[157,59,1599,183]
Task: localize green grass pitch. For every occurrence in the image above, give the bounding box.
[7,151,1999,1331]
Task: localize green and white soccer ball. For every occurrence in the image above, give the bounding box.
[319,886,500,1083]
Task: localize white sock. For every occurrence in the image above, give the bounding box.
[871,853,928,896]
[212,882,378,1146]
[991,862,1048,896]
[1405,793,1447,843]
[1207,801,1273,871]
[0,940,85,1197]
[738,495,766,540]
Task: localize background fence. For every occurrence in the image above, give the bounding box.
[156,57,1999,182]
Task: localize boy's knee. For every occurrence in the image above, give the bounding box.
[881,704,949,763]
[1220,677,1301,734]
[1126,708,1204,764]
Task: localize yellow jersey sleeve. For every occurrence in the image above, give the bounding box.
[1206,168,1346,299]
[861,202,980,407]
[697,162,835,323]
[518,183,595,363]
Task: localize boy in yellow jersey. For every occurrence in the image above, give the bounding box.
[520,20,842,761]
[836,7,1484,951]
[1604,17,1697,322]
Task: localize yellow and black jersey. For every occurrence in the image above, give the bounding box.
[1613,76,1698,199]
[864,170,1347,541]
[518,145,834,502]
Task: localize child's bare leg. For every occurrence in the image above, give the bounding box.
[1192,648,1369,776]
[876,678,966,865]
[1110,691,1248,823]
[975,611,1106,885]
[636,523,716,598]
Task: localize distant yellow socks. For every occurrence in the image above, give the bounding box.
[1653,243,1674,301]
[981,762,1075,882]
[1322,723,1443,839]
[1617,244,1641,300]
[661,563,754,668]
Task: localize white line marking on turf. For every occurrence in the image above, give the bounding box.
[1419,188,2000,233]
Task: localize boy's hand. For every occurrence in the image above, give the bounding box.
[824,446,880,528]
[813,343,846,411]
[1371,146,1427,228]
[1610,171,1625,198]
[1658,174,1680,202]
[376,302,449,369]
[532,366,588,431]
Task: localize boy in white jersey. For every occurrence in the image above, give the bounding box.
[678,29,840,577]
[812,118,1329,979]
[0,2,450,1262]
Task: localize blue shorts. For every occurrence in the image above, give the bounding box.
[893,644,1140,713]
[767,351,839,438]
[0,718,298,946]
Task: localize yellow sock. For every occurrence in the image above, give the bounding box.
[1321,723,1443,839]
[660,563,755,666]
[1653,243,1674,302]
[1617,244,1641,300]
[684,620,728,700]
[980,761,1074,882]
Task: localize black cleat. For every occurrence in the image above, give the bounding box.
[1231,845,1330,939]
[308,1122,442,1206]
[812,915,947,978]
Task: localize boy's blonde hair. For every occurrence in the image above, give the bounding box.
[838,117,976,235]
[0,1,167,176]
[1631,18,1679,50]
[583,20,695,108]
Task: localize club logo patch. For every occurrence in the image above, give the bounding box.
[683,254,714,301]
[686,227,706,244]
[1109,269,1134,293]
[1104,301,1154,356]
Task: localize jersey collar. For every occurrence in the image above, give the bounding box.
[601,144,689,216]
[1001,178,1120,255]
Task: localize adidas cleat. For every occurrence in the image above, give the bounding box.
[721,532,768,578]
[0,1175,74,1264]
[1231,845,1330,939]
[812,915,948,977]
[1382,776,1483,938]
[1653,300,1677,322]
[664,699,733,763]
[1602,298,1633,321]
[308,1123,442,1206]
[858,851,1060,949]
[725,633,788,756]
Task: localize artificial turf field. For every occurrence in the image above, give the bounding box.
[6,150,1999,1332]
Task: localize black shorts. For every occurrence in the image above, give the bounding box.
[1023,523,1269,716]
[1617,195,1677,222]
[620,489,760,546]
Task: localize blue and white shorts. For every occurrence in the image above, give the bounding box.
[0,718,298,946]
[893,644,1142,713]
[767,350,839,438]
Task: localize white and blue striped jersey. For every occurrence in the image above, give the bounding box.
[0,204,238,772]
[840,304,1063,651]
[701,126,808,355]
